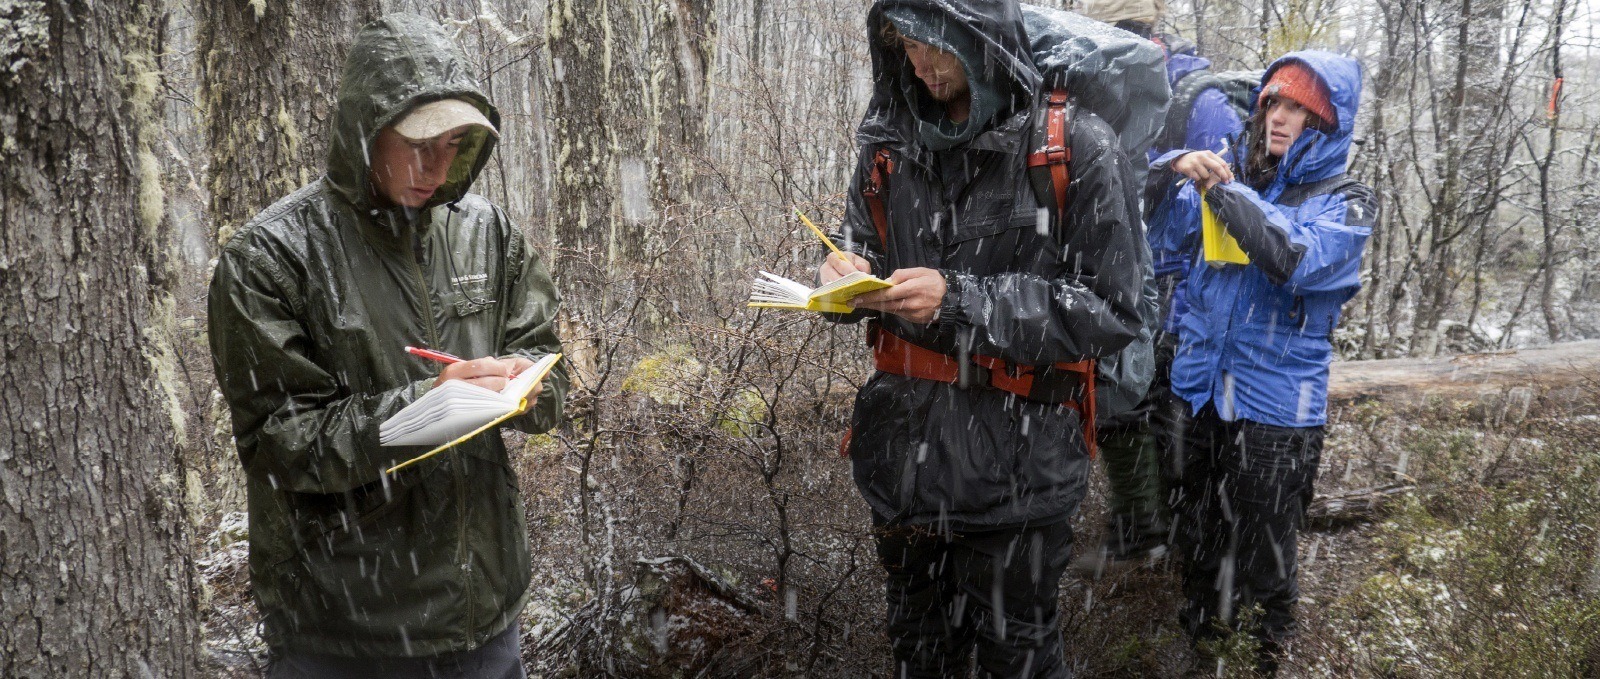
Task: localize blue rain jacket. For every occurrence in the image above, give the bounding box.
[1155,51,1375,427]
[1146,51,1244,334]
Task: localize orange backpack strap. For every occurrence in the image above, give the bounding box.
[862,147,895,249]
[871,328,1099,457]
[1026,89,1072,220]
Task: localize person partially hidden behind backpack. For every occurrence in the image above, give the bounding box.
[208,14,567,678]
[1073,0,1246,573]
[816,0,1145,674]
[1149,51,1373,674]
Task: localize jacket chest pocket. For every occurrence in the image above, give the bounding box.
[942,209,1055,275]
[439,282,498,318]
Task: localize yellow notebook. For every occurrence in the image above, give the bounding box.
[747,270,893,313]
[380,353,562,474]
[1201,189,1251,266]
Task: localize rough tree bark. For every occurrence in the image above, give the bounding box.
[196,0,381,244]
[0,2,202,676]
[546,0,649,274]
[647,0,717,208]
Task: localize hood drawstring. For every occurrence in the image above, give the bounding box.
[438,202,497,313]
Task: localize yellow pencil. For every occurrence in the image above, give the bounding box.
[795,210,848,263]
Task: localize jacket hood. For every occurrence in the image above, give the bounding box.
[866,0,1041,147]
[326,13,500,211]
[1255,50,1362,184]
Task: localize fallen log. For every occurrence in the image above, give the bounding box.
[1329,339,1600,416]
[1306,482,1419,529]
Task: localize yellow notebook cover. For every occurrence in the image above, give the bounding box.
[384,353,562,475]
[1201,189,1251,266]
[748,271,892,313]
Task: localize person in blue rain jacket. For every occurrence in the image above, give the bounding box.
[1148,50,1375,674]
[1074,0,1247,569]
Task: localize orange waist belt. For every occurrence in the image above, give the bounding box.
[869,328,1098,457]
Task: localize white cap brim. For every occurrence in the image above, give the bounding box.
[392,98,498,140]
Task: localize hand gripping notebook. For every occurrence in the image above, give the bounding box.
[380,353,561,474]
[747,271,893,313]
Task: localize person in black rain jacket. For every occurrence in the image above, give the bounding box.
[816,0,1144,673]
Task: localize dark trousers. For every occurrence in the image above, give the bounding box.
[266,623,526,679]
[1166,401,1322,647]
[1098,331,1183,551]
[876,519,1074,678]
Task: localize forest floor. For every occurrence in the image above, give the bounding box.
[195,389,1600,678]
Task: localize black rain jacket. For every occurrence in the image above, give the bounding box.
[834,0,1145,529]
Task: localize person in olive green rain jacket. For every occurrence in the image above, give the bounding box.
[207,13,566,678]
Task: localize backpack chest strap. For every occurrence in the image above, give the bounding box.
[1026,89,1073,216]
[862,148,895,249]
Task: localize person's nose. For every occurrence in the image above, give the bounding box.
[1267,102,1289,126]
[908,53,930,80]
[418,144,453,185]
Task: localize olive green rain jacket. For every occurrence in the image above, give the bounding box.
[207,13,567,657]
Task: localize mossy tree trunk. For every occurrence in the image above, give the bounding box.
[648,0,716,209]
[197,0,381,244]
[546,0,649,277]
[192,0,379,523]
[0,1,202,676]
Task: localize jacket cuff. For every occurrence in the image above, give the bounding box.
[937,269,969,329]
[1148,149,1192,172]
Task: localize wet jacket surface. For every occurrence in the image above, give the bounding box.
[1147,49,1245,334]
[834,0,1144,529]
[1154,50,1373,427]
[207,14,567,657]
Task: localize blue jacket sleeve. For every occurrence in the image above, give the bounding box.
[1147,178,1203,272]
[1206,182,1376,294]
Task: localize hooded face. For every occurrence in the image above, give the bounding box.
[326,14,500,212]
[1262,95,1315,158]
[899,36,972,118]
[1245,51,1364,185]
[867,1,1039,152]
[369,127,469,208]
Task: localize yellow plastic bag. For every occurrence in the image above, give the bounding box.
[1201,188,1250,266]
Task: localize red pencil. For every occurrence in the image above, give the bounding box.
[405,345,463,365]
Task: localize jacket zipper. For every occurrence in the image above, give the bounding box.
[409,223,474,643]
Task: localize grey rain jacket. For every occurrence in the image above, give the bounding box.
[833,0,1145,529]
[207,14,567,657]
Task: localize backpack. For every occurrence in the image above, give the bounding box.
[862,6,1168,426]
[1155,69,1264,151]
[1022,5,1168,422]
